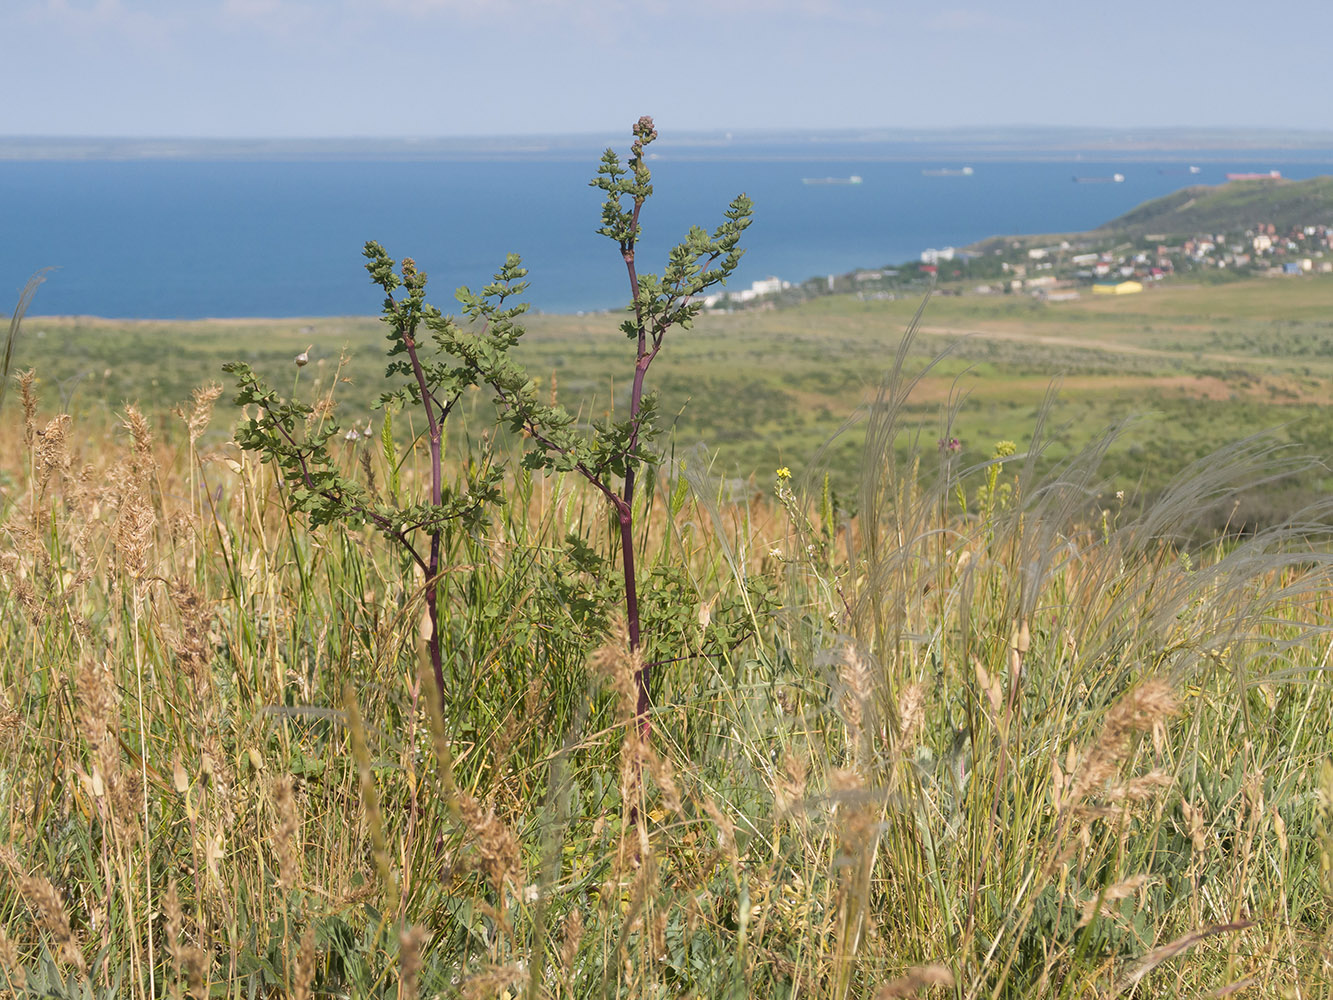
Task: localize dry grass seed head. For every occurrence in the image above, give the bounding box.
[116,490,156,581]
[458,792,522,895]
[1077,873,1153,927]
[1181,800,1209,852]
[18,368,38,447]
[76,658,121,799]
[121,404,156,481]
[831,768,879,853]
[559,908,585,974]
[272,775,302,890]
[896,681,926,747]
[590,619,639,722]
[837,644,873,745]
[181,946,209,999]
[19,873,85,972]
[703,797,737,861]
[620,729,649,809]
[185,382,223,445]
[460,962,527,1000]
[169,581,215,698]
[1070,679,1179,807]
[0,927,27,994]
[11,577,45,627]
[399,925,430,1000]
[291,925,316,1000]
[0,709,20,759]
[876,964,955,998]
[35,413,71,491]
[646,745,682,816]
[775,751,809,819]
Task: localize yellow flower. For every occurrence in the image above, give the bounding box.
[776,466,792,480]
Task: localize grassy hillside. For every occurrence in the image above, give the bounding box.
[966,174,1333,255]
[1098,175,1333,239]
[19,277,1333,532]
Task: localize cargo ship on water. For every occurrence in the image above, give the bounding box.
[1226,170,1282,181]
[801,175,863,185]
[1072,173,1125,183]
[922,166,974,176]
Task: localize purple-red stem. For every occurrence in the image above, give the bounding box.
[401,320,447,713]
[620,195,653,734]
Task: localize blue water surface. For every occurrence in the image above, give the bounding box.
[3,151,1331,318]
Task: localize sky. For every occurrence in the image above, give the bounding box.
[6,0,1333,138]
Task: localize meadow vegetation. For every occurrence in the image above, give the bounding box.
[16,275,1333,533]
[2,128,1333,999]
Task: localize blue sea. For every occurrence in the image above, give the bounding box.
[4,148,1332,318]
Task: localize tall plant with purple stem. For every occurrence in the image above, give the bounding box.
[224,118,751,732]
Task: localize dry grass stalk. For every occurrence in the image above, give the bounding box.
[184,382,223,445]
[344,685,399,906]
[0,927,27,994]
[837,644,873,747]
[703,797,737,862]
[398,925,429,1000]
[18,368,37,447]
[458,792,522,897]
[292,925,316,1000]
[775,751,809,820]
[896,681,926,747]
[168,581,214,698]
[1077,873,1153,927]
[1113,920,1254,994]
[460,962,527,1000]
[589,619,639,722]
[1069,679,1179,810]
[116,490,156,581]
[559,908,584,975]
[122,404,157,483]
[18,872,86,972]
[34,413,71,492]
[875,963,955,998]
[272,775,302,890]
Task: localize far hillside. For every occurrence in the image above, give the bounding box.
[965,175,1333,255]
[1099,174,1333,239]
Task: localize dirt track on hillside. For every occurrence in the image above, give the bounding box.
[915,324,1268,369]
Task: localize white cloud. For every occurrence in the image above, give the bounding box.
[27,0,184,47]
[218,0,320,34]
[347,0,883,22]
[926,8,1014,32]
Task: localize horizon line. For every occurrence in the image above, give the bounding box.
[6,124,1333,143]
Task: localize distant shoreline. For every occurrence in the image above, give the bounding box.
[5,126,1333,162]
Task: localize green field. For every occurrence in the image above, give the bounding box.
[22,275,1333,530]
